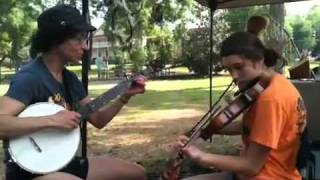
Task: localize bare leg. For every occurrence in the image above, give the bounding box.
[182,172,234,180]
[87,156,146,180]
[33,172,82,180]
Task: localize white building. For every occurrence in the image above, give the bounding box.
[92,26,111,59]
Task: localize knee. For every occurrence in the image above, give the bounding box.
[130,163,146,180]
[33,172,82,180]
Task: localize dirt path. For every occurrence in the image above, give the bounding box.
[86,107,241,178]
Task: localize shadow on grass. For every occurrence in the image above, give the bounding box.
[0,83,235,178]
[87,114,240,179]
[87,84,239,179]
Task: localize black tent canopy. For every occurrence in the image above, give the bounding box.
[196,0,310,9]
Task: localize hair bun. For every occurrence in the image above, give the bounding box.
[264,48,280,67]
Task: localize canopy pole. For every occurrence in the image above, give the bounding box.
[81,0,91,158]
[208,0,217,108]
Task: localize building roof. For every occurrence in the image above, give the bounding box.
[93,26,104,37]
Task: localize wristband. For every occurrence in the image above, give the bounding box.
[119,96,129,104]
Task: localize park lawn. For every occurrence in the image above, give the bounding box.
[1,61,319,177]
[86,76,241,177]
[87,76,234,131]
[0,76,241,178]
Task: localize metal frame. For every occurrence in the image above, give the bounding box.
[81,0,90,158]
[196,0,310,9]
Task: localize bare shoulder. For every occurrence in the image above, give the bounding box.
[0,96,25,115]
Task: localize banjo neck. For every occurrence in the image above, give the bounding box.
[78,79,132,120]
[7,79,134,174]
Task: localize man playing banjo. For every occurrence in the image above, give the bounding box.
[0,4,146,180]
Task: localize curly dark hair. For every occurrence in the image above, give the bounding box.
[29,28,80,59]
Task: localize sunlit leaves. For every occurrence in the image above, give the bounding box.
[0,0,43,69]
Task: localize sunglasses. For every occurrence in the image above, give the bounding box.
[71,33,89,44]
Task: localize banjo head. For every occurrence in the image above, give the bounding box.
[8,102,80,174]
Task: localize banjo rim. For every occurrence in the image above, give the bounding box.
[8,102,81,174]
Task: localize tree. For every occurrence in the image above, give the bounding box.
[222,5,269,33]
[45,0,78,7]
[182,7,229,75]
[307,6,320,57]
[224,4,303,65]
[288,16,315,52]
[269,4,285,27]
[0,0,43,71]
[91,0,194,72]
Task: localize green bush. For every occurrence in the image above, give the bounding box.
[130,48,146,73]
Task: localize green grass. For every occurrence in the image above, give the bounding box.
[89,76,233,112]
[2,61,320,83]
[0,84,9,95]
[85,76,236,177]
[2,60,319,99]
[0,76,233,117]
[0,76,234,177]
[171,67,189,74]
[0,63,315,176]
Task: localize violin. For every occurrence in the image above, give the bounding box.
[200,79,267,140]
[160,79,268,180]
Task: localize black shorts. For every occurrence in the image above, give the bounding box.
[5,156,88,180]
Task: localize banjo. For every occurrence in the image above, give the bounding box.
[8,79,133,174]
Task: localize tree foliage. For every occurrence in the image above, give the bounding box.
[91,0,195,72]
[0,0,44,70]
[182,7,229,75]
[307,6,320,57]
[291,17,315,51]
[222,5,269,33]
[286,5,320,55]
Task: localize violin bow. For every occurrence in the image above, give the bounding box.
[160,80,235,180]
[186,80,235,137]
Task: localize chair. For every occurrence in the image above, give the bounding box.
[289,60,311,79]
[292,80,320,180]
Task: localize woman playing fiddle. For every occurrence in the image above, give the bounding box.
[174,32,306,180]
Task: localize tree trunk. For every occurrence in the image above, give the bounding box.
[269,4,287,73]
[11,34,20,72]
[270,4,285,38]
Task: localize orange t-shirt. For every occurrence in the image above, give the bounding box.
[240,74,305,180]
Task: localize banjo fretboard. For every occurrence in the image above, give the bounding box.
[79,79,132,120]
